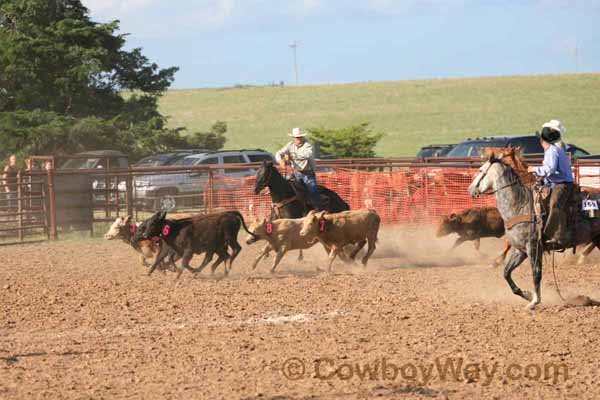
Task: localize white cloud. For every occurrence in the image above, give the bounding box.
[365,0,470,14]
[182,0,236,30]
[301,0,322,13]
[82,0,600,38]
[82,0,241,36]
[82,0,159,17]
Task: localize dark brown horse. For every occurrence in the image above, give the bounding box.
[254,161,350,219]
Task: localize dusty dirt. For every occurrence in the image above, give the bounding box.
[2,227,600,399]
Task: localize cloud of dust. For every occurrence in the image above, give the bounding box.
[370,225,507,269]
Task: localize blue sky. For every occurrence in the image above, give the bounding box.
[82,0,600,88]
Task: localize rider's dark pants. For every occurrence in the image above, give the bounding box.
[293,171,322,211]
[544,182,575,243]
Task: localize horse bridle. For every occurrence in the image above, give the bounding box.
[474,159,519,196]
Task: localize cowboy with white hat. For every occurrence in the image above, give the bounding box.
[527,119,574,248]
[275,127,322,211]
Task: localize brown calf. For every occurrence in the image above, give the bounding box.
[436,206,510,267]
[245,217,327,273]
[300,209,380,272]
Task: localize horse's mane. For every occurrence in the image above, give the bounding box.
[482,146,536,186]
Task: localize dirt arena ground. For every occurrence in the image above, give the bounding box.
[2,227,600,399]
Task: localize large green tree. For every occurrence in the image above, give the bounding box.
[309,122,384,158]
[0,0,225,161]
[0,0,177,117]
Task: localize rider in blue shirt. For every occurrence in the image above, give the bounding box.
[527,120,575,248]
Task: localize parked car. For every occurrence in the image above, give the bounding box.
[59,150,129,170]
[59,150,129,204]
[444,134,591,158]
[133,149,275,211]
[132,150,209,167]
[416,144,456,158]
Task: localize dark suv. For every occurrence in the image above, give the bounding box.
[416,144,456,158]
[446,134,591,158]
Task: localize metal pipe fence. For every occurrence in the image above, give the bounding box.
[0,157,598,244]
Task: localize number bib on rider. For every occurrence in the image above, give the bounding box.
[582,199,599,211]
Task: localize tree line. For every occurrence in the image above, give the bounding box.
[0,0,383,165]
[0,0,225,163]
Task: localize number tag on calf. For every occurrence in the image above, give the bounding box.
[162,224,171,236]
[129,224,137,233]
[266,222,273,235]
[319,218,326,233]
[582,200,599,211]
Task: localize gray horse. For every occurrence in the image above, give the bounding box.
[467,150,600,309]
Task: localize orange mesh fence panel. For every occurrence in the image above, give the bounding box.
[207,166,496,225]
[579,165,600,189]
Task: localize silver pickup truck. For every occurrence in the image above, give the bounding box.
[131,149,275,211]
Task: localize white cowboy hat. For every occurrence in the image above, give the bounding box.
[542,120,566,135]
[289,127,307,137]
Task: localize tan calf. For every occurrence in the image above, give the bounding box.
[245,218,326,273]
[300,209,380,272]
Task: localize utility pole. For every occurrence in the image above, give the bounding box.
[574,39,579,73]
[289,40,300,84]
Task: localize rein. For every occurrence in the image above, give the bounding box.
[477,160,534,230]
[479,179,519,196]
[476,161,520,196]
[261,164,299,216]
[272,196,298,218]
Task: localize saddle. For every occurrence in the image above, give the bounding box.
[287,175,326,211]
[532,183,600,250]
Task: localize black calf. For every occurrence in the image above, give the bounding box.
[142,211,256,279]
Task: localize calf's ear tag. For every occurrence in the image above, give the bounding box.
[129,224,137,233]
[266,222,273,234]
[319,218,326,232]
[162,224,171,236]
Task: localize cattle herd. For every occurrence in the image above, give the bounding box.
[104,208,381,278]
[104,202,600,278]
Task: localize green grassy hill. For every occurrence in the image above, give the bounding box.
[159,74,600,157]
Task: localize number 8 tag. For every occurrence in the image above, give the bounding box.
[266,223,273,234]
